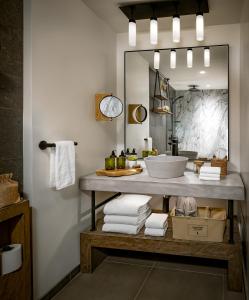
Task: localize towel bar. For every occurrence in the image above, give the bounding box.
[39,140,78,150]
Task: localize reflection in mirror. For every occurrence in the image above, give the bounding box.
[125,45,229,159]
[100,95,123,119]
[132,105,148,123]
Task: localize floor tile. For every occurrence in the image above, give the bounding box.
[52,261,151,300]
[136,267,224,300]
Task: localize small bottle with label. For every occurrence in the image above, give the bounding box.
[117,151,126,169]
[127,148,138,169]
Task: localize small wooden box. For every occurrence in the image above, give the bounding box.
[211,156,228,176]
[171,207,227,242]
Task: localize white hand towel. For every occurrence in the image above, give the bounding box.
[104,208,151,225]
[144,226,167,237]
[50,141,75,190]
[104,194,152,216]
[200,166,221,175]
[102,222,144,235]
[145,213,168,229]
[199,175,220,181]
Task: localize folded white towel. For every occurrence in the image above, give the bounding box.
[144,226,167,237]
[50,141,75,190]
[104,208,151,225]
[103,194,152,216]
[199,176,220,181]
[200,166,221,175]
[102,222,144,235]
[199,173,220,178]
[145,213,168,229]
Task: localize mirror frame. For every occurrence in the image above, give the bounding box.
[124,44,230,160]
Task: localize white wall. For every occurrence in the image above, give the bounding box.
[117,24,241,171]
[24,0,117,298]
[126,53,150,156]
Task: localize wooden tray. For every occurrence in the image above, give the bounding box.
[96,167,143,177]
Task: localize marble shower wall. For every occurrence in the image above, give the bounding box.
[175,89,228,158]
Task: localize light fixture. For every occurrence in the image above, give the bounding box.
[128,19,136,47]
[206,84,211,88]
[172,14,180,43]
[200,70,206,74]
[170,49,176,69]
[187,48,193,68]
[150,16,158,45]
[204,47,210,67]
[196,12,204,41]
[154,50,160,70]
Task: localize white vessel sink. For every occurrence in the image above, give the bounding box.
[144,156,188,179]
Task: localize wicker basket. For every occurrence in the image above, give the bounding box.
[211,155,228,176]
[0,174,20,209]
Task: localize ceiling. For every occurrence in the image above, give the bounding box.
[134,45,228,90]
[82,0,243,33]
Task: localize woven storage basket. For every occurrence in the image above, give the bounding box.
[211,155,228,176]
[0,174,20,209]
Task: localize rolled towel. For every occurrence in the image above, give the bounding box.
[104,194,151,216]
[102,222,144,235]
[145,213,168,229]
[144,226,167,237]
[104,208,151,225]
[200,166,221,175]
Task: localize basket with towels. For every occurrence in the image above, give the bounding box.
[102,194,152,235]
[199,166,221,181]
[144,213,168,237]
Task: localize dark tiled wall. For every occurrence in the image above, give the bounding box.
[0,1,23,188]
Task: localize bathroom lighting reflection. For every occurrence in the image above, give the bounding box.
[170,49,176,69]
[204,47,210,67]
[187,48,193,68]
[200,70,206,74]
[154,50,160,70]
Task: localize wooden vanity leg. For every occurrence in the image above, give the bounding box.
[91,191,96,231]
[227,254,242,291]
[80,237,92,273]
[228,200,234,244]
[163,196,170,213]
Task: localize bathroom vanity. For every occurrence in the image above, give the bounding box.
[79,170,244,291]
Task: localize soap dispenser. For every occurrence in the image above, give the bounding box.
[127,148,138,169]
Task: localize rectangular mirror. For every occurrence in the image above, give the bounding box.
[125,45,229,160]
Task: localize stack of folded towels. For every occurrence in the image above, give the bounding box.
[102,194,152,235]
[199,166,221,181]
[144,213,168,237]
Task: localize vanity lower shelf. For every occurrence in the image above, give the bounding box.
[80,216,242,292]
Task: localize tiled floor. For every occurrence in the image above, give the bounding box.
[53,254,245,300]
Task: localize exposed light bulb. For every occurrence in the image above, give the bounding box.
[187,48,193,68]
[172,15,180,43]
[154,50,160,70]
[150,17,158,45]
[196,13,204,41]
[128,19,136,47]
[170,49,176,69]
[204,47,210,67]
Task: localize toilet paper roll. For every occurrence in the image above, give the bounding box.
[0,244,22,275]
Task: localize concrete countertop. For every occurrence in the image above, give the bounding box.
[79,169,245,201]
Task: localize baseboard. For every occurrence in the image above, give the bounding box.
[40,265,80,300]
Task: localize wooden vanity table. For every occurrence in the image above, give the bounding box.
[79,170,245,291]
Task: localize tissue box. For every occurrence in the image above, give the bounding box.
[0,174,20,209]
[171,207,226,242]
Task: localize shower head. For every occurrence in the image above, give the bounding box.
[172,95,183,104]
